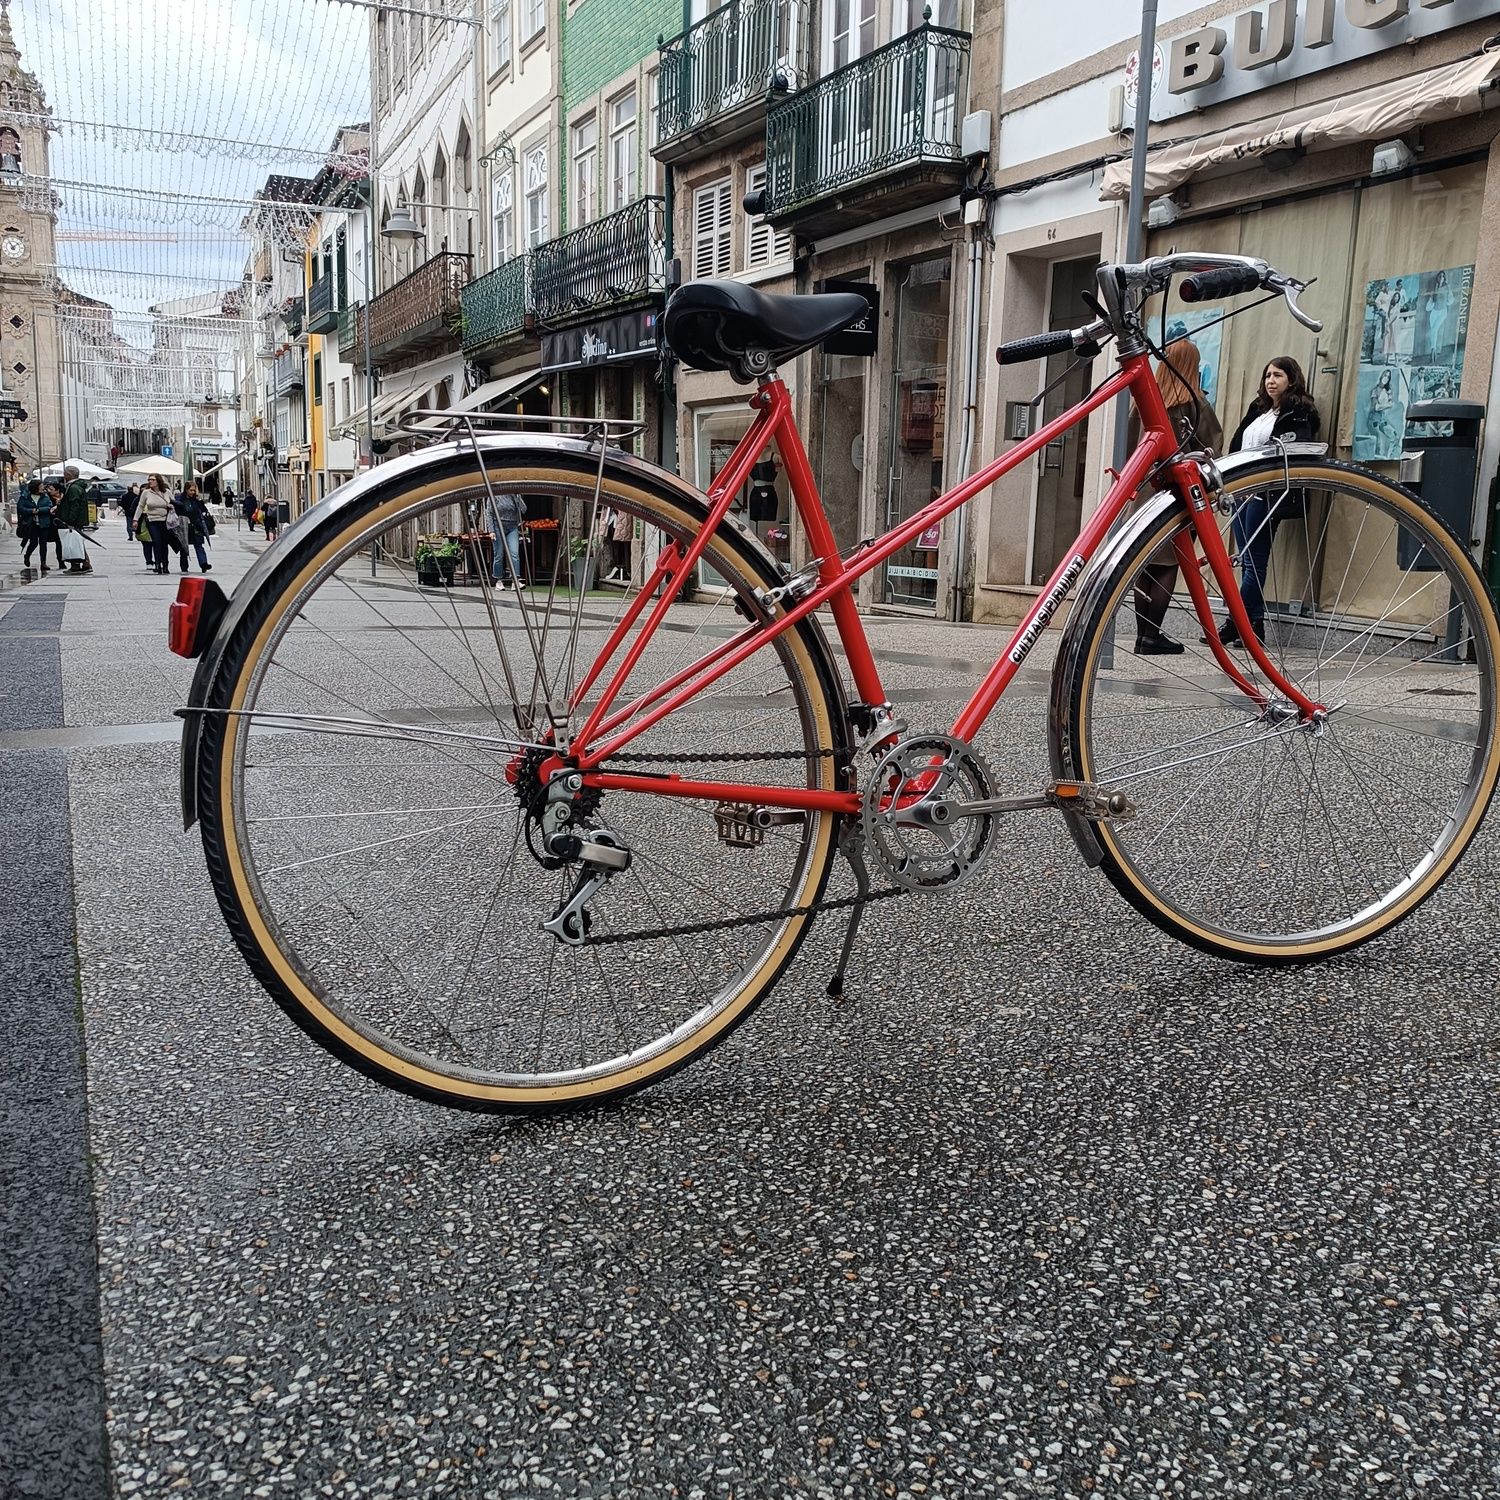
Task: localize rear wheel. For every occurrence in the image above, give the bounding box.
[195,450,844,1111]
[1063,458,1500,961]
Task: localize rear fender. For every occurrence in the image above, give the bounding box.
[179,436,845,827]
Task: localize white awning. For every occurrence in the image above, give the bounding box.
[363,372,430,430]
[1101,50,1500,202]
[412,368,544,431]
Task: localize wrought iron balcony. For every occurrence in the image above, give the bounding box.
[280,298,304,339]
[763,25,970,232]
[339,305,362,362]
[461,255,532,354]
[531,198,667,326]
[364,251,471,365]
[272,346,305,396]
[656,0,807,159]
[306,270,339,336]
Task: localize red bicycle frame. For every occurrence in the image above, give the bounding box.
[566,349,1323,817]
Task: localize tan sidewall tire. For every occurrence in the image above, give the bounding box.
[1068,460,1500,963]
[197,460,843,1111]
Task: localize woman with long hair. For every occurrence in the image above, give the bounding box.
[137,472,175,575]
[1212,355,1321,646]
[1132,338,1222,655]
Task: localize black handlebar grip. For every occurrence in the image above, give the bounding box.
[1180,266,1264,302]
[996,328,1078,365]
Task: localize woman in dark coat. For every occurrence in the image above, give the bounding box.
[18,479,61,572]
[1211,355,1321,646]
[174,481,213,572]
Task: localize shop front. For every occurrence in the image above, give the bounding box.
[980,6,1500,623]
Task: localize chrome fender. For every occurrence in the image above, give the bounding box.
[1044,441,1328,866]
[180,434,837,827]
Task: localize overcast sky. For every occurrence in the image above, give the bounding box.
[12,0,371,329]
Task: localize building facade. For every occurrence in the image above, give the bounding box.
[979,0,1500,620]
[0,2,63,472]
[654,0,998,614]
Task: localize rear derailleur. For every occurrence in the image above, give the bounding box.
[531,768,632,947]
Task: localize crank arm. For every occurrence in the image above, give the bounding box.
[955,781,1136,822]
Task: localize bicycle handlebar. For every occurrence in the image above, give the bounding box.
[992,252,1321,366]
[1180,265,1263,302]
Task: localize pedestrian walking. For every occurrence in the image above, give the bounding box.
[263,501,281,542]
[241,490,257,531]
[175,481,214,572]
[137,472,175,575]
[18,479,62,572]
[56,464,93,573]
[486,489,526,587]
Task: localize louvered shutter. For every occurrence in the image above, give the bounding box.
[692,179,733,280]
[744,165,791,270]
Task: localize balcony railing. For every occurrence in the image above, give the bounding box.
[657,0,807,149]
[461,255,532,354]
[272,346,304,396]
[763,25,969,220]
[531,198,667,325]
[364,251,471,364]
[339,305,361,362]
[281,299,304,339]
[306,271,339,335]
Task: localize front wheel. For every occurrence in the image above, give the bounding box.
[1062,458,1500,962]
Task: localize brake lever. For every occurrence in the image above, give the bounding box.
[1278,276,1323,333]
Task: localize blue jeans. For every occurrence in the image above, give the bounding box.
[1231,493,1277,627]
[492,524,521,583]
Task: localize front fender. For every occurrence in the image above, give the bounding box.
[179,435,835,828]
[1043,441,1328,866]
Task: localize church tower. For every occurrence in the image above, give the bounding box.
[0,0,63,468]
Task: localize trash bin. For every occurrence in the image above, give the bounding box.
[1399,399,1484,661]
[1398,400,1484,568]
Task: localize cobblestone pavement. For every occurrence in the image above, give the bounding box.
[3,517,1500,1499]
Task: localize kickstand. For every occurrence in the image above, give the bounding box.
[827,830,873,1001]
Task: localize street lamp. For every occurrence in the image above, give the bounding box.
[382,205,424,244]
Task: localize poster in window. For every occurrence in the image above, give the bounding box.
[1353,264,1472,462]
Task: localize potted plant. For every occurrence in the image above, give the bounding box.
[415,535,460,586]
[568,534,596,594]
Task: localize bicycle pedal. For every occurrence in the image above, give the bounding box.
[1051,781,1135,822]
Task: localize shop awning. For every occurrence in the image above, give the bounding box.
[363,372,431,430]
[411,368,545,432]
[1101,50,1500,202]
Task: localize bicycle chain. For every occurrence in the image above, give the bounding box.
[577,744,903,945]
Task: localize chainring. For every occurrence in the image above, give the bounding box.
[860,732,998,892]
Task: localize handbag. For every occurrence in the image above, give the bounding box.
[60,528,85,563]
[165,509,182,532]
[136,515,150,543]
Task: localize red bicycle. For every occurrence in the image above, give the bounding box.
[175,252,1500,1111]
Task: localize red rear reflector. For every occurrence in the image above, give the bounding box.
[169,577,208,657]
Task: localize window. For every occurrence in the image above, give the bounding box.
[521,0,545,45]
[744,165,791,269]
[432,149,449,250]
[692,178,733,280]
[608,90,637,212]
[413,167,428,242]
[829,0,875,68]
[488,0,512,71]
[524,145,549,248]
[335,229,348,307]
[492,168,515,264]
[313,353,324,404]
[571,117,597,227]
[327,381,337,417]
[341,377,351,417]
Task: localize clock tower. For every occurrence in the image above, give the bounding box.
[0,0,62,468]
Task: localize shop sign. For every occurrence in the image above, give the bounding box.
[542,310,658,372]
[1142,0,1486,120]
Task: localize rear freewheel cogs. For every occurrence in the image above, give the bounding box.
[861,732,997,892]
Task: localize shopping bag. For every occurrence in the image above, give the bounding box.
[61,529,85,563]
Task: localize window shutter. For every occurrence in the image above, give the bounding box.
[693,179,732,280]
[745,165,791,270]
